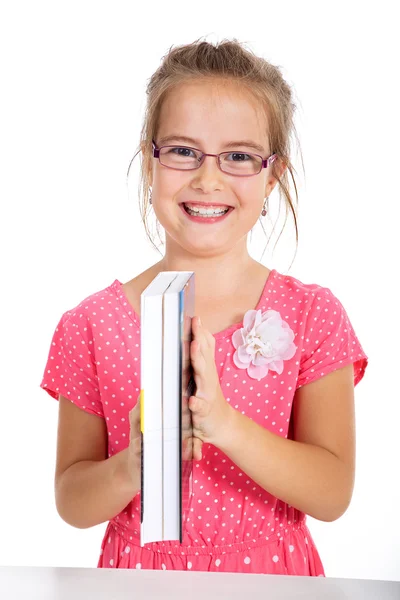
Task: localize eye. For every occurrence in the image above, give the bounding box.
[170,147,197,158]
[226,152,253,161]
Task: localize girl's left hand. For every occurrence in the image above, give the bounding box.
[189,316,234,460]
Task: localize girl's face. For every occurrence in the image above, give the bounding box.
[149,79,283,258]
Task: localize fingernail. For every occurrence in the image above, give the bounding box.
[198,317,201,326]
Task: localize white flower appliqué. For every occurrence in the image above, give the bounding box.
[232,308,297,380]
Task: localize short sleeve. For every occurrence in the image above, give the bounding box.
[39,311,104,418]
[296,287,368,390]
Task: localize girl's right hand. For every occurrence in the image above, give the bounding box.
[128,393,201,477]
[127,395,142,479]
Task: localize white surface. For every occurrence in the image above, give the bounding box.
[0,567,399,600]
[0,0,399,582]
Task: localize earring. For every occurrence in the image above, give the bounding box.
[149,189,152,205]
[261,197,268,217]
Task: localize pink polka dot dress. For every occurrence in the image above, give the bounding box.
[40,268,368,576]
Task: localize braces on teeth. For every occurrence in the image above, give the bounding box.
[185,204,229,216]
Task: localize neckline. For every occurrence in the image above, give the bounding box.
[113,268,277,341]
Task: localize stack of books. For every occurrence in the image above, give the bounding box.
[140,271,196,545]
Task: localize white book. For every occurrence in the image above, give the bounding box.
[140,271,195,546]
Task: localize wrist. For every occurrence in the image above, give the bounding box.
[214,401,241,453]
[114,447,140,496]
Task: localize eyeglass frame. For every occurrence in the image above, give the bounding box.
[152,139,277,177]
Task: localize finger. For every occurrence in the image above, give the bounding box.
[192,437,203,461]
[190,340,206,376]
[182,437,192,461]
[188,394,197,412]
[129,396,140,420]
[182,407,192,431]
[129,395,141,434]
[192,316,202,330]
[193,316,214,348]
[191,339,203,361]
[188,395,208,418]
[192,319,207,347]
[182,436,202,461]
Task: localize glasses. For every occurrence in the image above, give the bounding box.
[152,139,277,177]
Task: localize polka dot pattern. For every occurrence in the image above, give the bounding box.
[40,269,368,576]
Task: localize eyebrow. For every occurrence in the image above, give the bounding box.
[157,135,265,155]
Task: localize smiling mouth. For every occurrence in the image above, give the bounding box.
[182,203,231,217]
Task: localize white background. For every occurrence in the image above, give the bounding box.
[1,0,399,583]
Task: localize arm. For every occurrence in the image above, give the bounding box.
[217,364,356,522]
[54,396,141,529]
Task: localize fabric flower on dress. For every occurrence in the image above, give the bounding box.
[232,309,297,380]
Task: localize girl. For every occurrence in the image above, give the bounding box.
[40,39,368,576]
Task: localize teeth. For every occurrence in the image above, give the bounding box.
[184,204,229,216]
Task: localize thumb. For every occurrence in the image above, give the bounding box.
[129,394,141,438]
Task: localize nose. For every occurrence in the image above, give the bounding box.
[190,153,224,193]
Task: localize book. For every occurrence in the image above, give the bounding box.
[140,271,195,545]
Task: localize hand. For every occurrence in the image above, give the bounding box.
[189,316,234,453]
[127,395,142,485]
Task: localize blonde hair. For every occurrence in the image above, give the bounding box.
[127,37,302,261]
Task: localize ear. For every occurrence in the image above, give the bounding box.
[275,156,287,180]
[265,158,286,195]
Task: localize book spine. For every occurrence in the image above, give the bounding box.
[179,290,183,543]
[140,389,144,525]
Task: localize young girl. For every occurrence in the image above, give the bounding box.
[40,39,368,576]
